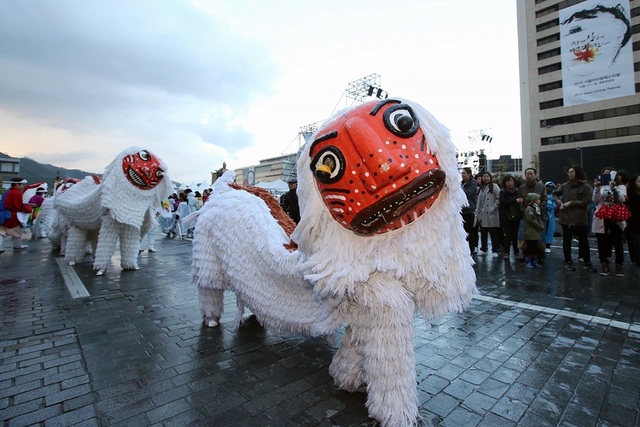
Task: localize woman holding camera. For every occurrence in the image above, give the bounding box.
[593,167,627,276]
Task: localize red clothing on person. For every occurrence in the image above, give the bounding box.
[3,186,32,229]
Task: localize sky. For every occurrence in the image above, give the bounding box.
[0,0,521,185]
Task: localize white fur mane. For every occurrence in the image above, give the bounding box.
[293,98,476,319]
[101,146,174,229]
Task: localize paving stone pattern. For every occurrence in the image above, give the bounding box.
[0,237,639,426]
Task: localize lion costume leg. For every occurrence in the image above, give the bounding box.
[198,287,224,327]
[93,215,119,275]
[64,226,88,265]
[119,224,140,270]
[329,326,365,391]
[330,277,419,427]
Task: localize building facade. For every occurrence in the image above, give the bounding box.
[0,153,20,188]
[234,152,299,186]
[517,0,640,183]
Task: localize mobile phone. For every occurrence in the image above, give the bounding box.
[598,173,611,185]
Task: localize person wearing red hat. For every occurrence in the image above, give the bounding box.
[0,177,33,251]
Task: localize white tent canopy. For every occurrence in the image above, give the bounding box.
[254,179,288,194]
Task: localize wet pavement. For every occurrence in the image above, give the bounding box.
[1,233,639,426]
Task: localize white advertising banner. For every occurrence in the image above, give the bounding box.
[560,0,635,107]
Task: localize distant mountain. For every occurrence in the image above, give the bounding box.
[0,153,182,190]
[0,152,100,187]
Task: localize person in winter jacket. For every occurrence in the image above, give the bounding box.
[499,175,521,260]
[592,167,627,277]
[523,193,544,268]
[461,167,478,255]
[553,165,597,272]
[474,171,501,256]
[626,174,640,269]
[0,177,33,251]
[543,182,559,253]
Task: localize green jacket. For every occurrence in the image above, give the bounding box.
[553,180,593,227]
[523,193,543,240]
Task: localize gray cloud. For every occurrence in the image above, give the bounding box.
[0,0,276,150]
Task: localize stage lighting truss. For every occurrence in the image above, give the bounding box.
[346,73,388,103]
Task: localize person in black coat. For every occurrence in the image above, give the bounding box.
[460,168,478,255]
[280,179,300,224]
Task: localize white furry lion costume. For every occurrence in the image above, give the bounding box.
[55,147,173,275]
[192,99,476,426]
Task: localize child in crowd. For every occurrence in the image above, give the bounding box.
[544,182,558,253]
[523,193,544,268]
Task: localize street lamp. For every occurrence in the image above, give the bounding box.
[575,147,583,168]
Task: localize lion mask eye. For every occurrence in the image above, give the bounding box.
[383,104,419,138]
[311,147,345,184]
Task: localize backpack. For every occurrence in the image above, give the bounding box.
[0,192,12,226]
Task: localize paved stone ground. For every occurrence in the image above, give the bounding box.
[0,234,639,426]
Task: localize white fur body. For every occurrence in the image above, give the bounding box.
[53,177,102,263]
[191,99,476,426]
[53,147,173,273]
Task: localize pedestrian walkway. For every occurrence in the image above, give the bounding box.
[0,235,639,426]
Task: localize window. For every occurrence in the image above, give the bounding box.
[541,126,640,146]
[538,63,561,75]
[539,81,562,92]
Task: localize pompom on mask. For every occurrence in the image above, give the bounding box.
[309,99,445,236]
[121,150,165,190]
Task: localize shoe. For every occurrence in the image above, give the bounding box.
[564,261,576,271]
[583,263,597,273]
[600,263,610,276]
[579,258,585,264]
[503,253,509,260]
[148,247,156,253]
[477,250,487,255]
[615,264,624,277]
[544,248,551,254]
[203,316,219,328]
[492,252,499,257]
[13,245,28,250]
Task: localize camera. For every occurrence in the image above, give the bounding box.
[597,173,611,185]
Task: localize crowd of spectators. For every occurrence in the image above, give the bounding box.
[461,165,640,277]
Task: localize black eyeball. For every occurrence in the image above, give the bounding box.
[383,104,419,138]
[139,150,150,161]
[156,170,164,178]
[396,115,413,133]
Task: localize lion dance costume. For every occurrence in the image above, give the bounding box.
[54,147,172,275]
[192,99,476,426]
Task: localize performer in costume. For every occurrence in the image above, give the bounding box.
[40,178,81,254]
[54,147,172,274]
[0,177,33,251]
[191,98,476,427]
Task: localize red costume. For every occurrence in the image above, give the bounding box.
[3,185,32,229]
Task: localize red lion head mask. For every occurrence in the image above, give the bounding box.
[121,149,165,190]
[309,99,445,236]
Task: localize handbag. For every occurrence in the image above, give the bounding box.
[594,204,613,220]
[610,203,631,222]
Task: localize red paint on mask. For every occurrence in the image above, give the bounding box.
[309,99,445,236]
[121,150,165,190]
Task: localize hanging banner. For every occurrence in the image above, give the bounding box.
[560,0,635,107]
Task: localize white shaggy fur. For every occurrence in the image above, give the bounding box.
[53,177,102,264]
[191,99,476,426]
[54,147,173,274]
